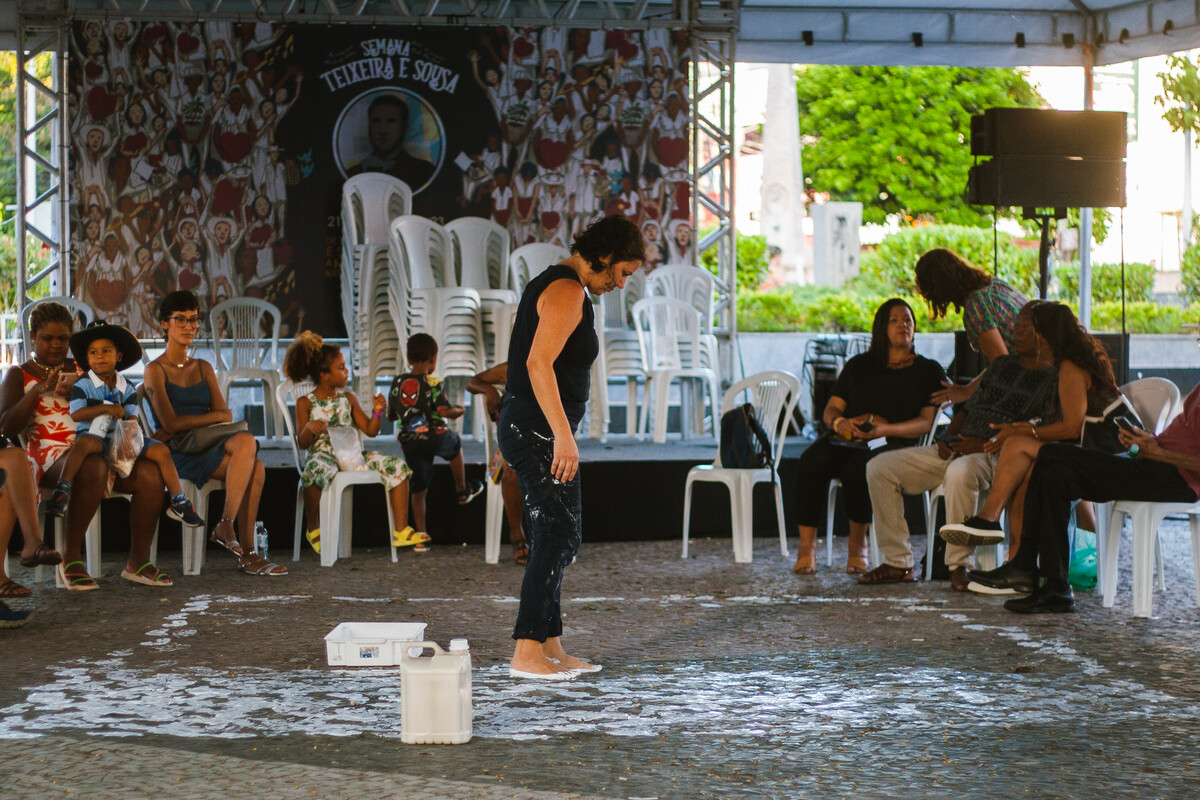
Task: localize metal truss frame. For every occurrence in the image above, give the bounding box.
[15,7,70,309]
[16,0,739,381]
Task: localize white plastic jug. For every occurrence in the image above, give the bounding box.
[400,638,473,744]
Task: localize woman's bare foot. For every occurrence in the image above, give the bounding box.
[510,638,574,676]
[543,636,600,672]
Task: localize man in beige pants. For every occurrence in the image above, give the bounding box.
[859,315,1059,589]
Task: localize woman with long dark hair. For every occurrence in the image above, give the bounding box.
[791,299,946,575]
[941,301,1132,562]
[915,248,1027,405]
[500,215,643,680]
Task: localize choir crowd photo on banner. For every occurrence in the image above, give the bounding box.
[68,20,695,338]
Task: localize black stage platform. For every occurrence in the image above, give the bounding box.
[85,435,825,557]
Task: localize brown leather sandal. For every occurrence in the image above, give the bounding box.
[858,563,918,584]
[511,538,529,566]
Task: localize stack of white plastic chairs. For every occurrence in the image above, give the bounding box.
[446,217,514,365]
[602,270,647,435]
[340,174,411,395]
[646,265,719,372]
[387,216,485,396]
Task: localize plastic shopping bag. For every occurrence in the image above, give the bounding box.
[1068,529,1098,592]
[106,419,144,479]
[328,426,368,471]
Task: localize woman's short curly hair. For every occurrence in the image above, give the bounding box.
[571,215,646,272]
[29,301,75,336]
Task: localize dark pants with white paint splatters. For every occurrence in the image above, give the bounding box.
[498,417,582,643]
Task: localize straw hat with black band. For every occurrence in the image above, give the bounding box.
[69,320,142,371]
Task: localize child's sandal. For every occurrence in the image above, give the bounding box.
[305,528,321,554]
[392,526,431,548]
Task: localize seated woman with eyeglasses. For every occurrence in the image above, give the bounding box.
[141,290,286,576]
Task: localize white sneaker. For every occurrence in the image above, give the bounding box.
[967,580,1017,596]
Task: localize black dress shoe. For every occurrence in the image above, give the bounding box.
[1004,584,1075,614]
[967,561,1036,594]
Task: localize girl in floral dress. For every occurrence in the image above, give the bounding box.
[282,331,419,554]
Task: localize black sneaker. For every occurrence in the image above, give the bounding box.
[1004,584,1075,614]
[0,601,33,629]
[968,561,1037,595]
[44,485,69,518]
[457,479,485,505]
[166,497,205,527]
[940,516,1005,547]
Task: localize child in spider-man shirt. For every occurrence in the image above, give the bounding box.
[387,334,485,541]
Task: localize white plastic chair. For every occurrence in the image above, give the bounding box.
[342,173,412,249]
[20,296,94,360]
[682,370,801,563]
[632,296,721,444]
[210,297,284,446]
[446,216,513,299]
[647,265,719,372]
[276,379,398,567]
[509,242,569,294]
[1099,377,1189,616]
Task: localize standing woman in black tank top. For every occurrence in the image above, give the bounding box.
[500,215,645,680]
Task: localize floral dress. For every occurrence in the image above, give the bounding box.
[299,392,411,490]
[22,368,76,484]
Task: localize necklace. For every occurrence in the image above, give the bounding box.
[166,354,190,368]
[886,354,916,370]
[30,357,59,373]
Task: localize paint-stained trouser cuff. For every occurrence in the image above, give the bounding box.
[498,419,583,643]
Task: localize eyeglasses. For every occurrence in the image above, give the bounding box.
[168,315,203,328]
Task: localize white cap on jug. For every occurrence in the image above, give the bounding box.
[449,638,469,651]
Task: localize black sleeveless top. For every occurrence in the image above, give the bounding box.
[503,263,599,435]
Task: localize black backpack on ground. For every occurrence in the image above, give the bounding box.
[719,403,774,470]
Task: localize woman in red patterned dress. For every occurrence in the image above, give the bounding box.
[0,301,170,590]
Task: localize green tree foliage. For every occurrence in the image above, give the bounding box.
[1156,55,1200,136]
[1054,261,1154,303]
[698,229,770,294]
[795,66,1042,226]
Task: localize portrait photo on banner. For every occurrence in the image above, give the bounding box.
[68,21,693,339]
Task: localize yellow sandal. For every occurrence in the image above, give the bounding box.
[305,528,321,554]
[392,526,431,548]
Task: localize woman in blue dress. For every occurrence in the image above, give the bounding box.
[142,290,286,575]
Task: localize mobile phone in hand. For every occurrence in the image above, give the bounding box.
[1114,416,1136,434]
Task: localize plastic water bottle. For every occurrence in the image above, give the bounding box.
[400,638,473,744]
[254,521,268,559]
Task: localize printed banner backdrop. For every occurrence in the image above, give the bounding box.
[69,20,693,338]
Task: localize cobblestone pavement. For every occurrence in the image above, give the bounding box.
[3,523,1200,799]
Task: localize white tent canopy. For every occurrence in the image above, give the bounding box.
[739,1,1200,67]
[3,1,1199,67]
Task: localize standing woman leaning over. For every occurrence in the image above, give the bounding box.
[792,299,946,575]
[500,215,644,680]
[142,290,285,576]
[915,248,1027,405]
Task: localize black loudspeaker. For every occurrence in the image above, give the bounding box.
[967,157,1125,208]
[970,109,1127,159]
[950,331,988,383]
[1094,332,1130,387]
[968,108,1127,209]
